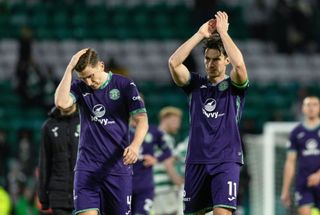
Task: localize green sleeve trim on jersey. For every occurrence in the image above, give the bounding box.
[213,204,237,210]
[75,208,100,215]
[69,92,76,103]
[231,79,249,88]
[130,108,147,115]
[184,207,212,215]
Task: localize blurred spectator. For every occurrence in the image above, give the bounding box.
[7,159,26,204]
[42,65,59,110]
[15,180,39,215]
[15,27,47,108]
[271,0,315,53]
[17,129,37,177]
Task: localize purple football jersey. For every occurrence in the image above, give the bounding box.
[70,72,146,174]
[288,123,320,185]
[132,124,172,192]
[181,73,248,164]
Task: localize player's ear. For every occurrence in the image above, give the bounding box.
[225,56,230,65]
[99,61,105,70]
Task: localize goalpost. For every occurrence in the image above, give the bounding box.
[245,122,298,215]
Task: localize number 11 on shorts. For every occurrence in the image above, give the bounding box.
[227,181,237,201]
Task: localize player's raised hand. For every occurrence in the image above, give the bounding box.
[198,19,216,39]
[215,11,229,34]
[68,48,89,70]
[123,145,139,165]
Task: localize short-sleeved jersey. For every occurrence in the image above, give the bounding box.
[132,124,172,192]
[70,72,146,174]
[181,73,248,164]
[288,123,320,184]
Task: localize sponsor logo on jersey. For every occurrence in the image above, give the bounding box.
[91,104,115,125]
[132,95,141,101]
[202,98,225,118]
[109,88,120,100]
[302,139,320,156]
[93,104,105,117]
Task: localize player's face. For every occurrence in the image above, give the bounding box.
[77,62,105,89]
[302,97,320,119]
[166,115,181,134]
[204,48,229,79]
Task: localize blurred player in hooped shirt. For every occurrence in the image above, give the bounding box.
[130,106,173,215]
[153,107,185,215]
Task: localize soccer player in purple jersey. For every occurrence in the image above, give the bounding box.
[168,11,248,215]
[54,48,148,215]
[281,96,320,215]
[130,121,172,215]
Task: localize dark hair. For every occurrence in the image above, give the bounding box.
[203,33,228,57]
[74,48,99,73]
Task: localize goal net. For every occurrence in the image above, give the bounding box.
[244,122,298,215]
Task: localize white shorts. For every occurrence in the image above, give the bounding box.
[153,189,180,215]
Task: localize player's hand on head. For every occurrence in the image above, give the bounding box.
[69,48,89,70]
[214,11,229,34]
[123,145,139,165]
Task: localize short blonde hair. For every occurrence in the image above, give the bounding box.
[159,106,182,120]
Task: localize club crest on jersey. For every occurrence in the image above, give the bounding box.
[109,89,120,100]
[202,98,225,118]
[218,81,229,91]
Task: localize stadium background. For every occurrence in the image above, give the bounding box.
[0,0,319,214]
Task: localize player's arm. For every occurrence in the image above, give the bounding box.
[163,156,184,186]
[215,11,248,85]
[123,112,148,165]
[38,123,51,210]
[54,49,88,110]
[281,151,297,207]
[168,20,215,86]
